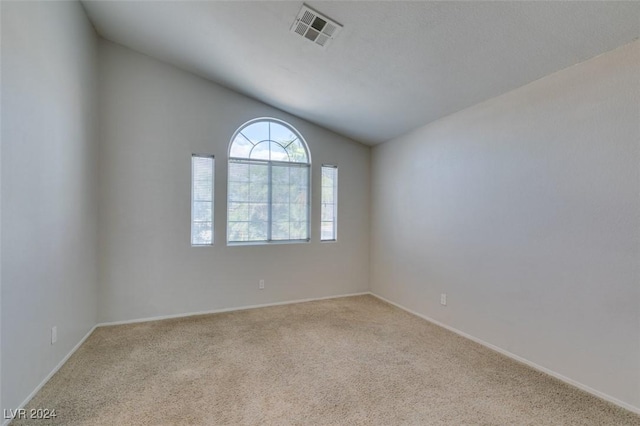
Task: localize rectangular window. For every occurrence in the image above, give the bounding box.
[227,159,310,244]
[191,155,214,246]
[321,165,337,241]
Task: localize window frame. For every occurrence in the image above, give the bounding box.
[321,164,338,242]
[191,154,215,247]
[227,118,312,246]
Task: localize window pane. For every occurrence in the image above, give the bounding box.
[230,134,253,158]
[228,161,270,242]
[272,184,289,203]
[193,201,212,222]
[248,163,269,203]
[290,204,306,221]
[249,183,268,202]
[321,165,337,241]
[286,138,309,163]
[191,155,214,245]
[272,221,290,241]
[229,162,249,182]
[249,203,268,221]
[192,222,213,245]
[321,204,335,221]
[272,203,290,223]
[228,202,249,222]
[321,222,334,240]
[290,187,307,206]
[249,221,268,240]
[290,222,308,240]
[193,157,213,181]
[289,166,307,184]
[193,180,213,201]
[228,221,248,242]
[250,141,271,160]
[270,122,297,146]
[272,164,309,241]
[241,121,269,144]
[321,186,334,203]
[249,163,268,182]
[228,182,249,202]
[270,141,290,162]
[322,166,335,185]
[272,166,290,184]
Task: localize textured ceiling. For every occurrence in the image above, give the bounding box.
[82,1,640,145]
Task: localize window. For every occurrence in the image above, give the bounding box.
[321,165,338,241]
[227,118,311,244]
[191,155,214,245]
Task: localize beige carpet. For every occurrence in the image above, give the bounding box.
[15,295,640,425]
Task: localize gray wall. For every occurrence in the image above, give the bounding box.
[97,41,370,323]
[371,41,640,409]
[1,1,99,412]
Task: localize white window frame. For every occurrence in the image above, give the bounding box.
[191,154,215,246]
[227,118,311,245]
[321,164,338,242]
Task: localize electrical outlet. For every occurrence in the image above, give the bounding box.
[51,326,57,345]
[440,294,447,306]
[259,279,265,290]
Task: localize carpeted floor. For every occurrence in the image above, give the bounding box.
[15,295,640,425]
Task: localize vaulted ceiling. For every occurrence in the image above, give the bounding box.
[82,1,640,145]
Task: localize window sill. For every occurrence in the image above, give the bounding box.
[227,239,310,247]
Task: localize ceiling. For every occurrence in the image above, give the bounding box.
[82,1,640,145]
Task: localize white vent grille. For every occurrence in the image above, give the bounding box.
[290,4,342,49]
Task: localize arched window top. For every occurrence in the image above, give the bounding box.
[229,118,310,164]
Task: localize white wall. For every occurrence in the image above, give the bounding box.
[371,41,640,409]
[1,0,99,412]
[97,41,370,323]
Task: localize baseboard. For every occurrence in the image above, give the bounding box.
[369,292,640,415]
[97,291,371,327]
[3,324,98,426]
[3,291,369,425]
[9,291,636,423]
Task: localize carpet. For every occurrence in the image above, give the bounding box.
[14,295,640,425]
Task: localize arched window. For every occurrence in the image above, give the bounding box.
[227,118,311,244]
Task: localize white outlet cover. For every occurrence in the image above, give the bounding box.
[440,294,447,306]
[51,326,57,344]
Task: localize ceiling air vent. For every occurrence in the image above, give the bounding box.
[290,4,342,48]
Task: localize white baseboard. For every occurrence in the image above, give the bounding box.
[8,290,637,425]
[369,292,640,415]
[3,324,98,426]
[4,291,370,426]
[97,291,370,327]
